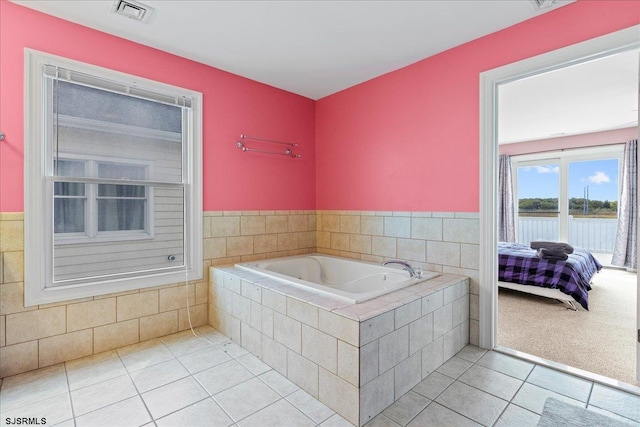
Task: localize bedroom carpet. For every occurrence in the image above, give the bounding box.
[498,267,638,386]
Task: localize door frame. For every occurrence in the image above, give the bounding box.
[479,25,640,381]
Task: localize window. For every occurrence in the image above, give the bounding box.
[55,157,151,242]
[25,50,202,305]
[512,145,623,252]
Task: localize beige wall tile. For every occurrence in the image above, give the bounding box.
[321,215,340,232]
[211,216,240,237]
[140,311,178,341]
[287,297,318,328]
[0,220,24,252]
[5,306,66,345]
[371,236,396,258]
[318,310,358,347]
[39,329,93,367]
[384,217,410,238]
[361,216,383,236]
[340,215,360,234]
[361,369,395,424]
[378,325,409,373]
[262,336,287,375]
[277,233,298,251]
[411,217,442,240]
[159,284,195,312]
[287,349,319,397]
[2,251,24,283]
[254,234,278,254]
[308,214,317,231]
[337,340,358,386]
[0,340,38,377]
[195,282,208,305]
[302,325,337,374]
[460,244,480,270]
[266,216,288,234]
[426,241,460,267]
[178,303,208,331]
[298,231,316,249]
[289,215,309,232]
[360,340,379,386]
[117,291,159,321]
[273,312,301,353]
[443,218,479,244]
[204,237,227,259]
[318,368,359,425]
[227,236,254,256]
[67,298,116,332]
[349,235,371,254]
[1,282,36,315]
[241,216,266,235]
[317,231,331,249]
[0,315,4,347]
[262,289,287,314]
[241,323,262,357]
[93,319,139,353]
[202,217,212,238]
[397,239,426,263]
[330,233,349,251]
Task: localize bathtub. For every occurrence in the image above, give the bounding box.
[235,254,439,303]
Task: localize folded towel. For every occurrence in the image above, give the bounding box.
[536,248,569,261]
[530,241,574,254]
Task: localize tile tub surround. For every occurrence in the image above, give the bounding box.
[0,210,317,378]
[210,265,470,425]
[315,211,480,347]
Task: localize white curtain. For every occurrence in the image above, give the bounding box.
[612,139,637,270]
[499,154,516,242]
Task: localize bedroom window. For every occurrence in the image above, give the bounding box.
[512,145,623,252]
[24,50,203,305]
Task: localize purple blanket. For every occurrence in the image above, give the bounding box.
[498,242,602,310]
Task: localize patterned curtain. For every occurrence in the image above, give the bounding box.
[612,139,637,270]
[499,154,516,242]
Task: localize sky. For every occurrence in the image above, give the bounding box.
[517,158,619,202]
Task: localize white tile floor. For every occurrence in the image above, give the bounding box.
[1,326,639,427]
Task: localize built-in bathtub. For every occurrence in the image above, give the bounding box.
[236,255,440,304]
[209,255,469,426]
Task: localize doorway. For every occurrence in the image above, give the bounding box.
[479,25,640,386]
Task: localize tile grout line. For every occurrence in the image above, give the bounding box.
[118,347,158,425]
[62,362,77,427]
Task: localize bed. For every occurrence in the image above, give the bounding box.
[498,242,603,310]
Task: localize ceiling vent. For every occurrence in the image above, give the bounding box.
[112,0,154,23]
[530,0,558,9]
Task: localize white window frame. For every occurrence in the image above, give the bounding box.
[24,49,203,306]
[53,154,155,245]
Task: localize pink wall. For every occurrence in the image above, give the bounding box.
[0,1,316,212]
[499,127,638,156]
[316,0,640,212]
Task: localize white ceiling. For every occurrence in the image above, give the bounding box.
[14,0,637,143]
[14,0,574,100]
[499,49,639,144]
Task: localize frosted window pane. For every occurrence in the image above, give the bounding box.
[55,81,182,132]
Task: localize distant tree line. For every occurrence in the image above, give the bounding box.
[519,198,617,217]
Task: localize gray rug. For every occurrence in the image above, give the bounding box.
[537,398,629,427]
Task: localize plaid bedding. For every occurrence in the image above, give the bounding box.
[498,242,602,310]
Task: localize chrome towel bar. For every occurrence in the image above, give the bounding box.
[236,134,301,158]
